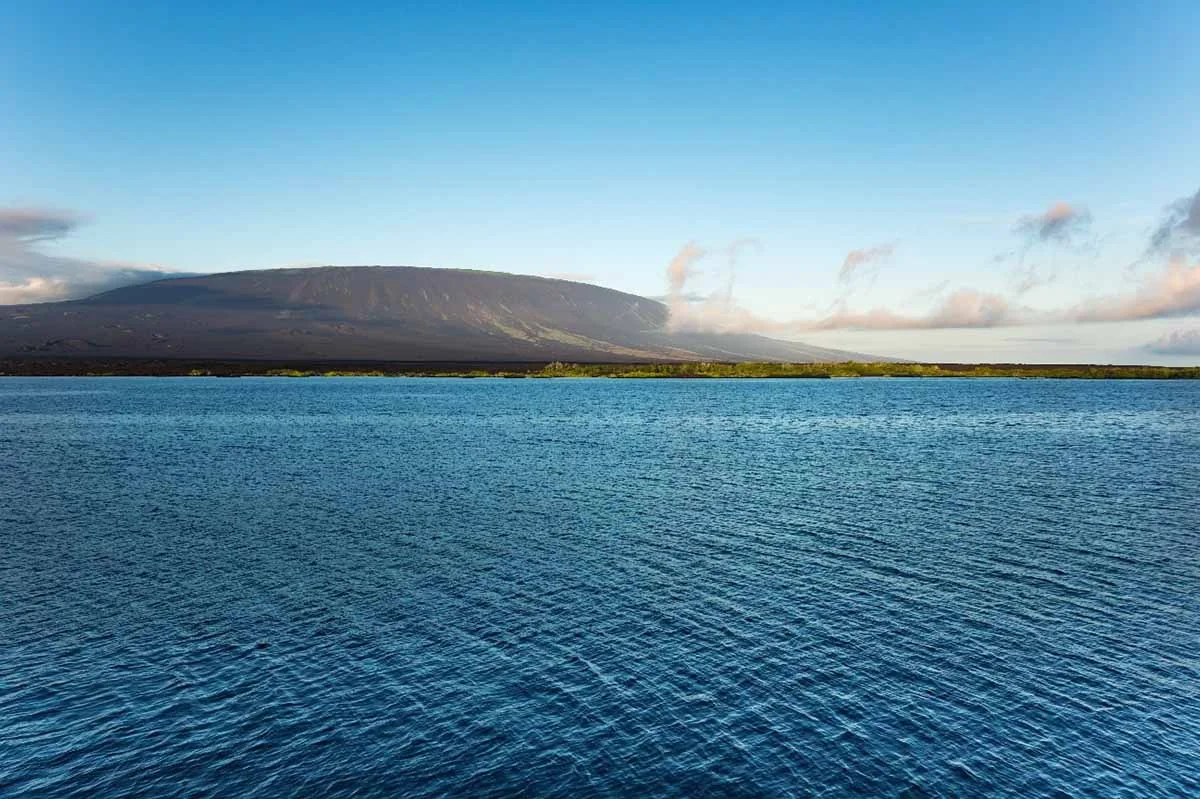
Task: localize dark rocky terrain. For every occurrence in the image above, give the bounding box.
[0,266,874,362]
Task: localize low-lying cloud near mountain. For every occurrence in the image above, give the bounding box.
[663,240,763,332]
[662,189,1200,335]
[6,190,1200,354]
[0,208,185,304]
[664,240,1023,333]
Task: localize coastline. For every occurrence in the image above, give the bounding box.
[2,358,1198,379]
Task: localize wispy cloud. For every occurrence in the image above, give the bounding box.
[662,233,1024,334]
[666,287,1023,334]
[1015,202,1092,244]
[823,257,1200,331]
[663,240,765,332]
[906,280,950,303]
[0,208,84,242]
[837,244,894,285]
[659,237,1200,333]
[1012,266,1056,296]
[1146,327,1200,356]
[0,208,186,304]
[1006,336,1080,345]
[665,241,706,297]
[1001,201,1094,295]
[1147,187,1200,256]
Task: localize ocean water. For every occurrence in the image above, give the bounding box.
[1,377,1198,798]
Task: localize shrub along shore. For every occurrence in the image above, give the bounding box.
[2,358,1198,379]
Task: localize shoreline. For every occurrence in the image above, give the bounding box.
[2,358,1198,379]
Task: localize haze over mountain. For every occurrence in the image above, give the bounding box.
[0,267,878,362]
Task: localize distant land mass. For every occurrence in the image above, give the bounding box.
[0,266,878,362]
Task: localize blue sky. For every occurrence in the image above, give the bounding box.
[2,1,1198,362]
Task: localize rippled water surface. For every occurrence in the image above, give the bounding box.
[2,377,1198,797]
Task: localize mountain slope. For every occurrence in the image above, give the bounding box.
[0,266,882,362]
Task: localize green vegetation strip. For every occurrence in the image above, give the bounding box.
[251,362,1200,379]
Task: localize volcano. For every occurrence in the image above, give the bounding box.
[0,266,879,362]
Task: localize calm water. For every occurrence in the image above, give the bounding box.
[1,378,1198,797]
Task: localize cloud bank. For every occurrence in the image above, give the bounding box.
[663,190,1200,336]
[811,289,1018,330]
[0,208,185,305]
[813,257,1200,331]
[1072,256,1200,323]
[662,238,1025,333]
[661,242,1200,334]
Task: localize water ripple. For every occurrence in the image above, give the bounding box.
[1,377,1198,797]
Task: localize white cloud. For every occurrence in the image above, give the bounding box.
[0,208,185,304]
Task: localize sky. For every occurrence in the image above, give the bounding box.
[2,0,1199,363]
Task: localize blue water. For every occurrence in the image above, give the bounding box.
[1,377,1198,797]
